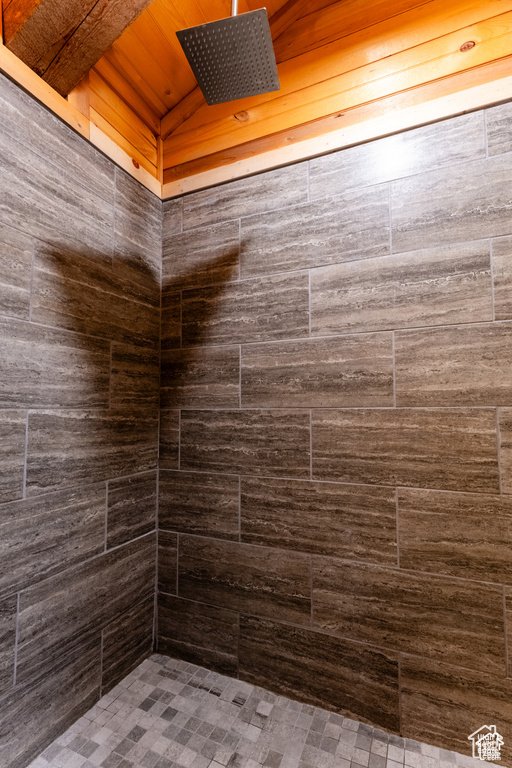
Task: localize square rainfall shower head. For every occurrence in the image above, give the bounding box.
[176,9,280,106]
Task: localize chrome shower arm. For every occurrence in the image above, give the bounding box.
[232,0,238,16]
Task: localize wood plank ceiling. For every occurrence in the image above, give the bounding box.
[2,0,512,193]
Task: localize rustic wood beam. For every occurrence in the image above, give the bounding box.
[159,0,323,141]
[4,0,155,96]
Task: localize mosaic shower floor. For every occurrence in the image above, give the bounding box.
[28,655,483,768]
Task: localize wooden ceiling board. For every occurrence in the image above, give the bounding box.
[93,56,161,133]
[163,0,511,166]
[102,46,169,115]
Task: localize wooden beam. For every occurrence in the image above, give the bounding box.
[162,57,512,197]
[159,0,326,142]
[4,0,155,96]
[2,0,40,43]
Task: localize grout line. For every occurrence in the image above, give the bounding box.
[105,481,109,553]
[22,412,29,500]
[13,593,20,687]
[503,587,510,677]
[395,488,400,568]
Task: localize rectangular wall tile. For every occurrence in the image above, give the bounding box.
[158,531,178,595]
[181,272,309,347]
[492,236,512,320]
[181,409,311,478]
[179,535,311,624]
[310,241,492,336]
[391,153,512,253]
[0,596,16,695]
[499,408,512,494]
[0,634,101,768]
[312,558,505,675]
[241,476,396,565]
[163,198,182,238]
[26,409,158,497]
[32,249,159,349]
[159,470,239,540]
[0,317,110,408]
[0,484,105,598]
[101,596,154,693]
[162,220,239,291]
[312,408,499,492]
[0,223,32,320]
[506,589,512,677]
[241,333,393,408]
[110,341,159,408]
[159,410,180,469]
[0,410,26,503]
[161,292,181,351]
[309,112,486,200]
[182,163,308,229]
[161,345,240,409]
[16,535,155,685]
[400,656,512,765]
[240,184,389,278]
[239,616,399,732]
[107,471,157,549]
[399,488,512,584]
[395,322,512,406]
[486,101,512,157]
[158,594,238,676]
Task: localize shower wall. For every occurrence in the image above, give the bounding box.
[0,73,161,768]
[158,102,512,763]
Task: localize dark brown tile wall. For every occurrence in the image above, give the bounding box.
[159,101,512,760]
[0,72,159,767]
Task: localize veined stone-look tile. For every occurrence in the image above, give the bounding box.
[181,272,309,347]
[391,153,512,253]
[312,409,499,493]
[312,558,505,675]
[16,534,155,684]
[179,535,311,623]
[182,163,308,229]
[239,616,400,732]
[161,292,181,351]
[159,410,180,469]
[107,471,157,549]
[0,484,105,598]
[0,72,115,204]
[26,409,158,496]
[161,345,240,409]
[0,125,114,261]
[159,470,239,540]
[162,220,239,290]
[0,595,16,694]
[0,317,110,408]
[309,112,486,201]
[400,655,512,765]
[0,223,32,320]
[0,410,26,503]
[498,408,512,494]
[163,197,183,238]
[110,341,159,408]
[506,589,512,677]
[241,333,393,408]
[240,476,396,565]
[158,594,239,676]
[180,409,311,478]
[310,241,492,336]
[32,248,159,349]
[158,530,178,594]
[395,322,512,406]
[0,634,101,768]
[114,168,162,293]
[240,184,389,278]
[399,488,512,584]
[492,236,512,320]
[486,100,512,157]
[102,595,154,693]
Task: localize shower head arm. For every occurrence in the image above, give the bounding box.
[232,0,238,16]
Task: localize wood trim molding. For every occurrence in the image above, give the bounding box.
[162,60,512,198]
